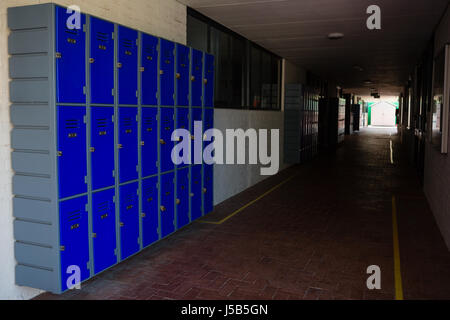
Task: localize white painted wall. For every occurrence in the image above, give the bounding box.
[0,0,186,300]
[371,102,396,126]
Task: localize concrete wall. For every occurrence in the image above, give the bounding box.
[0,0,186,300]
[424,4,450,249]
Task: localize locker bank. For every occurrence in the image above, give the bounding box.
[9,4,214,293]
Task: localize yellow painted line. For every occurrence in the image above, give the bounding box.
[199,173,298,225]
[392,195,404,300]
[390,140,394,164]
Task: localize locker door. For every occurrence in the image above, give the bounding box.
[141,34,158,106]
[176,44,189,106]
[177,167,189,228]
[191,49,203,107]
[55,7,86,104]
[118,26,138,105]
[119,182,139,260]
[191,108,203,165]
[119,107,138,183]
[141,107,158,177]
[160,108,175,173]
[204,53,215,107]
[59,196,89,291]
[142,176,159,247]
[90,17,114,104]
[57,106,87,198]
[203,164,213,215]
[190,165,202,221]
[159,39,174,106]
[175,108,189,167]
[160,172,175,238]
[92,188,116,274]
[91,107,115,190]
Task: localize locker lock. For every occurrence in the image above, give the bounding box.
[55,52,62,59]
[203,188,207,194]
[140,67,145,72]
[89,58,95,64]
[140,141,145,146]
[90,147,95,153]
[160,139,166,145]
[120,222,125,227]
[117,62,123,68]
[60,245,65,251]
[159,70,164,75]
[160,205,166,212]
[57,151,63,157]
[176,199,181,205]
[190,193,194,197]
[118,144,123,149]
[141,213,146,218]
[204,79,208,84]
[190,76,195,81]
[176,73,181,79]
[92,233,97,238]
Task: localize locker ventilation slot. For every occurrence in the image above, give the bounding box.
[65,119,80,129]
[66,209,82,222]
[96,118,108,128]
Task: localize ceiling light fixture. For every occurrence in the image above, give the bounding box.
[327,32,344,40]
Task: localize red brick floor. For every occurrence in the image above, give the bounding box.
[35,127,450,300]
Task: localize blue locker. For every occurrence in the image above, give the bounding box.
[203,164,213,215]
[160,108,175,173]
[177,167,189,228]
[141,33,158,106]
[191,49,203,107]
[92,188,116,274]
[57,106,87,198]
[119,182,139,260]
[160,172,175,238]
[159,39,174,106]
[191,108,203,165]
[142,176,159,247]
[175,107,189,167]
[119,107,138,183]
[118,26,138,105]
[59,196,89,291]
[190,165,202,220]
[141,107,158,177]
[204,53,215,107]
[90,17,114,104]
[176,44,189,106]
[55,7,86,104]
[91,107,115,190]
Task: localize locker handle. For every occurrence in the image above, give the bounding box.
[117,62,123,68]
[140,67,145,72]
[56,52,62,59]
[57,151,63,157]
[204,79,208,84]
[140,141,145,146]
[118,144,123,149]
[60,246,65,251]
[191,76,195,81]
[90,147,95,153]
[160,205,166,212]
[190,193,194,197]
[160,139,166,145]
[159,70,164,75]
[120,222,125,227]
[92,233,97,238]
[141,213,146,218]
[176,73,181,79]
[176,199,181,205]
[203,188,207,194]
[89,58,95,64]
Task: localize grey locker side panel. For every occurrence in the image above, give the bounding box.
[9,4,60,294]
[16,265,56,293]
[14,197,52,223]
[11,104,51,127]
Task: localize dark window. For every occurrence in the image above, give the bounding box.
[187,8,281,110]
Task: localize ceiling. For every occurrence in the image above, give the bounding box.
[178,0,449,97]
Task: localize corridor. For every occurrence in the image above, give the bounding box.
[36,127,450,300]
